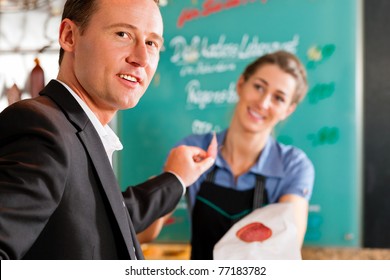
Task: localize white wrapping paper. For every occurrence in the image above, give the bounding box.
[213,203,301,260]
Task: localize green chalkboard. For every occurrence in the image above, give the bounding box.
[117,0,362,247]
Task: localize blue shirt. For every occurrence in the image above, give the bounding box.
[175,130,315,212]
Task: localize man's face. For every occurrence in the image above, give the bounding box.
[71,0,163,118]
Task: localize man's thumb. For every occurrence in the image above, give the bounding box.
[199,157,215,174]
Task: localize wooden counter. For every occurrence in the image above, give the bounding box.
[141,243,390,260]
[302,246,390,260]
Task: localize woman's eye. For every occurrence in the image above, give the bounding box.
[274,95,285,103]
[254,84,265,92]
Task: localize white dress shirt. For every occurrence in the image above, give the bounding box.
[56,80,185,194]
[56,80,122,166]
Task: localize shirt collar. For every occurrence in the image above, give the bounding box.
[254,136,285,178]
[214,130,285,178]
[56,80,123,165]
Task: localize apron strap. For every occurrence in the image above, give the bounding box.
[252,175,266,210]
[205,167,217,182]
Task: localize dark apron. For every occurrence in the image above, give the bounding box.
[190,168,268,260]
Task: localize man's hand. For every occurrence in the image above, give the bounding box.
[164,133,218,186]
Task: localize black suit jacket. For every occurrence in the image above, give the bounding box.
[0,80,182,259]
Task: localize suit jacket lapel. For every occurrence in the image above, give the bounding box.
[40,80,137,259]
[78,127,137,259]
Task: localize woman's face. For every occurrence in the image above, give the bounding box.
[235,63,297,135]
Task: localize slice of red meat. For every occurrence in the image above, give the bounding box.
[236,222,272,243]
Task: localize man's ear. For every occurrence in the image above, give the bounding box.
[59,19,77,53]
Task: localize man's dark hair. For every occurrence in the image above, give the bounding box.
[58,0,98,65]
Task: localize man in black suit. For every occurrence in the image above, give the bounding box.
[0,0,216,259]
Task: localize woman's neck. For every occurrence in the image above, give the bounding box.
[221,123,268,179]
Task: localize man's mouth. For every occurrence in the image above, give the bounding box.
[118,74,139,83]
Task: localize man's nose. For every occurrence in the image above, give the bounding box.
[126,42,148,67]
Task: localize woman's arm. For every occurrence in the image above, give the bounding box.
[137,212,173,243]
[278,194,309,247]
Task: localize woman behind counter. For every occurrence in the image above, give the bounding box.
[138,50,315,260]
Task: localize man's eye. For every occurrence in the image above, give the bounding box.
[117,32,128,38]
[146,41,158,49]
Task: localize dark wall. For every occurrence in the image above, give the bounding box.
[364,0,390,248]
